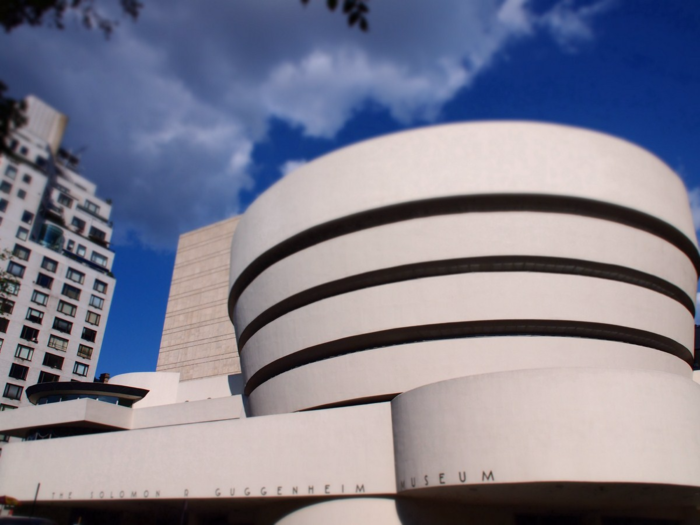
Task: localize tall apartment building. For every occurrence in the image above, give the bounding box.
[0,96,115,410]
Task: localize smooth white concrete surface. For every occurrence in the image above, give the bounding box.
[0,395,244,436]
[109,372,245,408]
[132,396,244,429]
[392,368,700,490]
[248,338,691,415]
[176,374,241,403]
[110,372,181,408]
[230,122,697,288]
[235,213,697,332]
[0,403,396,502]
[0,399,132,437]
[275,498,402,525]
[241,272,693,384]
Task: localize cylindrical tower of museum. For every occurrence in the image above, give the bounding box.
[228,122,699,416]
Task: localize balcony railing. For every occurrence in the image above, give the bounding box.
[76,204,112,226]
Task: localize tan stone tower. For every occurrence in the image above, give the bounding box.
[156,216,241,380]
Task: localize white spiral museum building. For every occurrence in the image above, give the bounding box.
[1,122,699,525]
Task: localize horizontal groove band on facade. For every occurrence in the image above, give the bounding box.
[236,255,695,350]
[233,212,698,334]
[240,272,692,383]
[248,339,690,416]
[228,194,700,318]
[243,319,692,396]
[228,122,700,416]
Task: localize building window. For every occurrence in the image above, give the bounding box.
[7,261,25,278]
[0,181,12,194]
[4,282,19,296]
[94,280,108,294]
[14,345,33,361]
[71,217,86,233]
[25,308,43,325]
[0,319,8,333]
[89,295,104,310]
[8,363,28,381]
[43,352,64,370]
[85,311,101,326]
[48,335,69,352]
[82,327,97,343]
[17,189,26,200]
[52,317,72,334]
[73,362,89,377]
[35,156,47,170]
[0,403,17,411]
[41,257,58,273]
[20,325,39,343]
[77,344,93,360]
[4,165,17,180]
[91,252,108,267]
[66,240,75,251]
[66,268,85,284]
[57,300,77,317]
[21,211,34,224]
[22,174,31,184]
[0,299,14,315]
[16,226,28,240]
[76,245,86,257]
[19,146,28,156]
[62,283,81,300]
[57,193,73,207]
[13,244,30,261]
[0,198,7,212]
[31,290,48,306]
[89,227,106,241]
[37,371,59,384]
[3,383,23,400]
[36,273,54,289]
[84,201,100,215]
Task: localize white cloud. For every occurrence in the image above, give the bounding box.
[688,187,700,232]
[540,0,617,50]
[280,159,308,177]
[0,0,615,246]
[262,49,468,138]
[497,0,534,35]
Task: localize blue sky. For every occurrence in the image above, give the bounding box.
[1,0,699,375]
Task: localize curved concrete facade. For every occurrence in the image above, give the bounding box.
[248,338,690,415]
[5,123,700,524]
[275,498,403,525]
[235,213,697,333]
[393,368,700,500]
[229,122,698,415]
